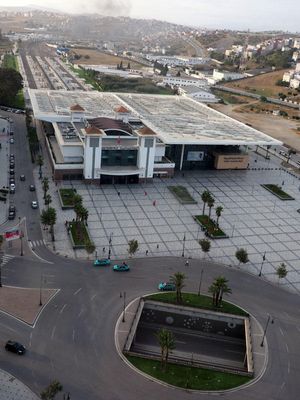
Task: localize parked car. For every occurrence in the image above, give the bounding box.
[29,184,35,192]
[20,174,25,181]
[9,138,14,144]
[9,178,15,185]
[8,205,16,220]
[5,340,26,355]
[9,169,15,175]
[9,163,15,169]
[94,258,111,266]
[113,263,130,272]
[10,183,15,191]
[158,282,176,291]
[31,200,38,209]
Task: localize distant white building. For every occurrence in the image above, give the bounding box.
[294,38,300,49]
[162,76,208,88]
[282,71,292,83]
[212,69,245,83]
[290,78,300,89]
[292,51,300,62]
[178,85,218,103]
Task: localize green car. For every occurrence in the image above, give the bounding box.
[94,259,110,266]
[113,263,130,272]
[158,282,176,291]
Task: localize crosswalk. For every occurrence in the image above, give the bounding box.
[0,254,15,267]
[29,239,46,249]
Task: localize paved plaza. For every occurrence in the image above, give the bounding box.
[31,150,300,294]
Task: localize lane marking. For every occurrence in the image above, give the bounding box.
[279,327,284,337]
[280,382,286,390]
[51,326,56,339]
[77,309,84,318]
[90,294,97,301]
[285,343,289,353]
[72,329,75,342]
[29,332,33,347]
[174,340,186,344]
[73,288,82,296]
[59,304,67,314]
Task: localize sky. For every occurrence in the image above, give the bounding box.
[0,0,299,32]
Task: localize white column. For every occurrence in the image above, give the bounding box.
[180,144,185,171]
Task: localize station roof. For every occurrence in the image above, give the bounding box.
[29,89,282,146]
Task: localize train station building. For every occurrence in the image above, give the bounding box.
[29,89,281,183]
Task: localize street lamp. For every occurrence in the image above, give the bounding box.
[197,269,204,296]
[122,291,126,323]
[108,233,113,260]
[182,233,186,257]
[20,231,24,257]
[260,314,274,347]
[39,273,43,306]
[258,251,266,277]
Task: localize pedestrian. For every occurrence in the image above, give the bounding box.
[144,191,147,196]
[156,244,159,249]
[185,260,189,267]
[102,247,105,253]
[146,250,148,256]
[153,200,156,206]
[117,191,120,196]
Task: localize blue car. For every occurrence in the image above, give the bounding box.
[94,258,110,267]
[158,282,176,291]
[113,263,130,272]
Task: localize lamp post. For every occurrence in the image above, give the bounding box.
[20,231,24,257]
[122,291,126,323]
[95,250,98,260]
[197,269,204,296]
[258,251,266,277]
[182,233,186,258]
[39,272,43,306]
[260,314,274,347]
[108,233,113,260]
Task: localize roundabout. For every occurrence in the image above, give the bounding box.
[0,252,299,400]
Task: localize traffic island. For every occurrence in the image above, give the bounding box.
[118,293,257,391]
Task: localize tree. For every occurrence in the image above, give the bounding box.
[208,276,231,308]
[207,195,215,219]
[199,239,211,257]
[0,68,23,106]
[40,380,63,400]
[155,328,175,371]
[85,240,95,259]
[215,206,223,227]
[45,193,52,208]
[201,190,211,215]
[42,177,49,200]
[37,155,44,179]
[128,239,139,257]
[170,272,185,303]
[74,203,83,222]
[73,193,82,207]
[44,207,57,242]
[235,248,249,265]
[276,262,288,281]
[260,96,268,103]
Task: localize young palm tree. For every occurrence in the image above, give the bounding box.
[209,276,231,307]
[42,177,49,200]
[47,207,57,242]
[170,272,185,303]
[41,209,50,231]
[215,206,223,227]
[155,328,175,371]
[73,193,83,207]
[201,190,211,215]
[276,262,288,282]
[235,248,249,265]
[207,195,215,219]
[128,239,139,257]
[45,193,52,208]
[37,155,44,178]
[199,238,211,258]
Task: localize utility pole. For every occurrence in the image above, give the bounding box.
[197,269,204,296]
[258,252,266,277]
[122,291,126,322]
[182,233,186,257]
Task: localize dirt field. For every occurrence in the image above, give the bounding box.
[212,103,300,151]
[71,48,144,69]
[224,69,300,100]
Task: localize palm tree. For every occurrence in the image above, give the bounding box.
[207,195,215,219]
[74,203,83,222]
[45,193,52,208]
[199,238,211,258]
[41,209,51,231]
[170,272,185,303]
[215,206,223,227]
[47,207,57,242]
[276,262,288,282]
[155,328,175,371]
[209,276,231,307]
[40,380,63,400]
[235,248,249,265]
[128,239,139,257]
[81,207,89,225]
[201,190,211,215]
[73,193,82,207]
[37,155,44,179]
[42,177,49,200]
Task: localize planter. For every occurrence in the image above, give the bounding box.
[168,186,197,204]
[68,221,93,249]
[58,188,77,209]
[194,215,228,239]
[261,184,294,200]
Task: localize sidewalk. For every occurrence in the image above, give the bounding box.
[0,369,39,400]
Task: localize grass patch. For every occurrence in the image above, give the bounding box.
[146,292,248,316]
[126,356,250,390]
[70,65,101,90]
[69,221,90,246]
[2,54,18,71]
[194,215,227,238]
[9,90,25,109]
[59,188,76,207]
[168,186,197,204]
[261,184,294,200]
